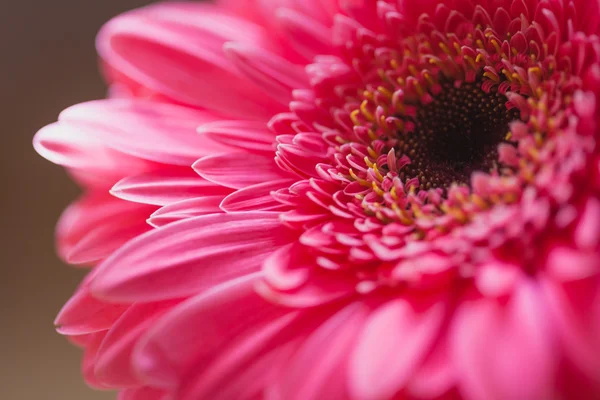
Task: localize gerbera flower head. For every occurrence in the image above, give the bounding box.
[35,0,600,399]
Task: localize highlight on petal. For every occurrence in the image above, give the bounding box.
[111,168,231,206]
[349,297,447,400]
[56,193,155,265]
[97,2,284,119]
[451,280,558,400]
[148,196,227,228]
[90,212,295,302]
[193,152,289,189]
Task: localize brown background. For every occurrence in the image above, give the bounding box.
[1,1,153,399]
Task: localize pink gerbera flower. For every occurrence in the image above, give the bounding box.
[35,0,600,399]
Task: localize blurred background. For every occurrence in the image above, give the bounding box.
[1,1,153,399]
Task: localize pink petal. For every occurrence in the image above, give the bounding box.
[275,8,334,60]
[193,152,289,189]
[111,168,231,206]
[271,303,369,400]
[59,99,226,166]
[220,179,293,212]
[451,280,557,400]
[82,331,110,389]
[224,42,308,104]
[132,274,291,389]
[33,121,149,189]
[118,387,168,400]
[97,3,283,119]
[94,300,182,387]
[91,212,294,302]
[197,120,276,153]
[148,197,227,228]
[541,275,600,382]
[57,193,155,265]
[349,297,446,400]
[55,285,128,335]
[407,332,456,399]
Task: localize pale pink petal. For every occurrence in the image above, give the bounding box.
[451,280,557,400]
[91,213,294,302]
[275,8,334,60]
[148,197,227,228]
[349,297,447,400]
[33,122,150,189]
[193,152,289,189]
[220,179,293,212]
[59,99,226,166]
[111,168,231,206]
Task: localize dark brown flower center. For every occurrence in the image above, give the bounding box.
[397,79,520,189]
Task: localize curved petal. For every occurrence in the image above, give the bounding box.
[348,297,447,400]
[59,99,226,166]
[56,193,155,264]
[193,152,289,189]
[97,3,283,119]
[95,300,182,387]
[148,197,227,228]
[132,274,291,389]
[451,280,557,400]
[55,285,128,336]
[111,168,231,206]
[270,302,369,400]
[91,212,295,302]
[220,179,293,212]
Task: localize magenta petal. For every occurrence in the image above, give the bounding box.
[111,168,231,206]
[91,212,294,302]
[349,297,446,400]
[451,280,557,400]
[193,152,289,189]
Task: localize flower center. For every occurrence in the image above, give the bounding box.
[397,78,520,190]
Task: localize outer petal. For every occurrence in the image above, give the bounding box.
[148,197,227,228]
[270,302,370,400]
[451,280,557,400]
[193,152,289,189]
[97,2,283,119]
[59,99,226,166]
[56,193,155,264]
[132,274,292,389]
[94,300,182,388]
[111,168,231,206]
[91,212,295,302]
[348,296,447,400]
[55,285,127,336]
